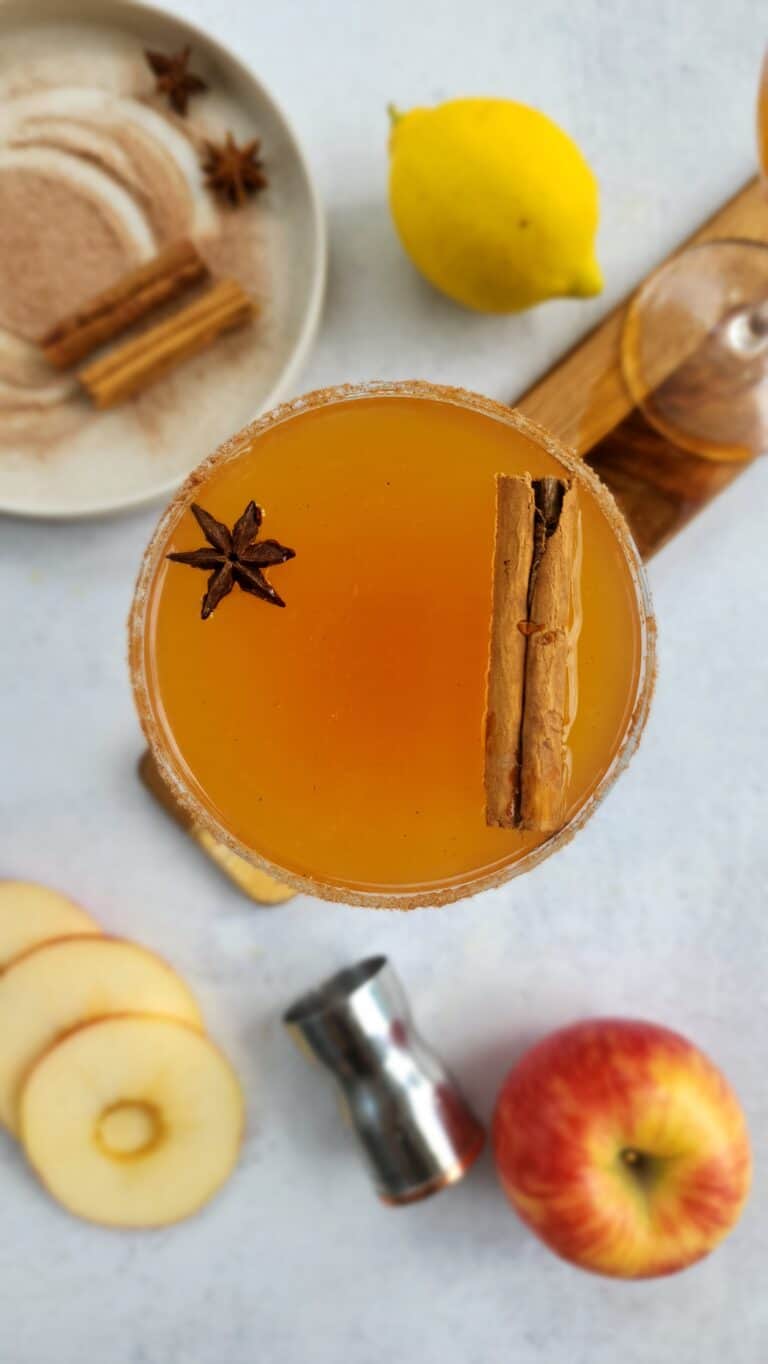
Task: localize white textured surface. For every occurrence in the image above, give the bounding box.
[2,0,768,1361]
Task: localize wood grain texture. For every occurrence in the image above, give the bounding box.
[516,178,764,558]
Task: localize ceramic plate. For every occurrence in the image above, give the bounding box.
[0,0,325,517]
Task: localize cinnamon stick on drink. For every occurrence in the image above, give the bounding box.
[41,240,207,369]
[484,474,582,833]
[484,476,535,827]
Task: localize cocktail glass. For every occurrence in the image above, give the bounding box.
[621,52,768,461]
[130,381,654,910]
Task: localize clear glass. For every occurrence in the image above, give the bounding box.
[621,52,768,461]
[129,381,655,910]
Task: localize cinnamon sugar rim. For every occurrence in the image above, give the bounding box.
[129,379,656,910]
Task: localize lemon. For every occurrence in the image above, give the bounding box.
[388,98,603,313]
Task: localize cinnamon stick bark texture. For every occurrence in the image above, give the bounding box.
[484,475,535,826]
[41,240,207,369]
[519,479,581,832]
[484,474,582,833]
[78,279,255,408]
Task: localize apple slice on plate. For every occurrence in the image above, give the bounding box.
[0,936,202,1134]
[20,1015,244,1227]
[0,881,100,969]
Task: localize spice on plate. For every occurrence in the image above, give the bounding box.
[202,133,268,207]
[77,279,255,409]
[144,45,208,116]
[41,240,207,370]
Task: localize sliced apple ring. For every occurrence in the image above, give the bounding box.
[0,936,202,1134]
[0,881,99,970]
[20,1015,244,1227]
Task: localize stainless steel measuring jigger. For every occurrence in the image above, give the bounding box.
[283,955,485,1205]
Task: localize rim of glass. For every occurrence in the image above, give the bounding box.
[129,379,657,911]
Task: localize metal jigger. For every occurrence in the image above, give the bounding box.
[283,956,485,1205]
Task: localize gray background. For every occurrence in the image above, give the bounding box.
[3,0,768,1361]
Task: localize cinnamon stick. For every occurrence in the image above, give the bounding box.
[519,479,581,832]
[78,279,255,408]
[484,474,582,833]
[41,240,207,369]
[484,475,535,826]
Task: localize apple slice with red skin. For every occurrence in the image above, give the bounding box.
[493,1018,751,1279]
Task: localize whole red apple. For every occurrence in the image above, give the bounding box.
[493,1018,751,1279]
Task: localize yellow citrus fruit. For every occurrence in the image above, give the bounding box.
[388,98,603,313]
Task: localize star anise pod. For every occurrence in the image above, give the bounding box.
[202,133,268,207]
[167,501,295,619]
[144,45,208,116]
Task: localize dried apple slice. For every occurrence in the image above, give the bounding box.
[20,1015,244,1227]
[0,882,99,969]
[0,936,202,1134]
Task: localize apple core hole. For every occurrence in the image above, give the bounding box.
[96,1100,162,1161]
[620,1147,657,1188]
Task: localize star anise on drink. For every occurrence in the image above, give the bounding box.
[144,45,208,116]
[201,133,268,207]
[167,501,295,619]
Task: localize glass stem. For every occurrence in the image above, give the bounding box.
[727,298,768,355]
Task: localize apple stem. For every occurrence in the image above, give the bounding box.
[620,1147,659,1190]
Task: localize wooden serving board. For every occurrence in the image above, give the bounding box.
[516,178,765,558]
[138,752,296,905]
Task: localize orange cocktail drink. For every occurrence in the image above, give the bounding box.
[130,382,653,908]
